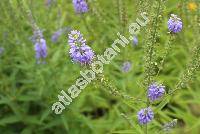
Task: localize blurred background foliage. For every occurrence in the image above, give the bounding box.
[0,0,200,133]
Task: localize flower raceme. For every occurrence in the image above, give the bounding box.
[51,27,71,43]
[0,47,4,56]
[68,30,94,64]
[69,45,94,65]
[147,82,165,102]
[73,0,89,13]
[132,36,138,46]
[68,30,86,47]
[137,107,154,125]
[137,83,165,125]
[121,61,132,73]
[34,38,48,64]
[51,29,64,43]
[168,14,183,33]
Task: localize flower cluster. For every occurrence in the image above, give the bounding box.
[137,82,165,125]
[72,0,89,13]
[121,61,132,73]
[51,27,71,43]
[30,29,44,44]
[137,107,154,125]
[168,14,183,33]
[68,30,86,46]
[31,28,48,64]
[51,29,64,43]
[68,30,94,64]
[147,82,165,102]
[187,2,197,11]
[34,38,48,64]
[69,44,94,64]
[0,47,4,56]
[132,36,138,46]
[45,0,53,7]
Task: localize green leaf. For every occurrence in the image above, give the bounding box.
[0,115,20,126]
[61,114,69,131]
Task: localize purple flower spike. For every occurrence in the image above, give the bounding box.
[68,30,86,47]
[73,0,89,13]
[0,47,4,55]
[52,27,71,43]
[133,36,138,46]
[51,29,63,43]
[121,61,132,72]
[30,29,44,44]
[168,14,183,33]
[148,82,165,102]
[68,30,94,64]
[69,45,94,64]
[34,38,48,63]
[45,0,57,7]
[137,107,154,125]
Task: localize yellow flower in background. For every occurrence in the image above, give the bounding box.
[188,2,197,11]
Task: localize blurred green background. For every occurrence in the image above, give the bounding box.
[0,0,200,133]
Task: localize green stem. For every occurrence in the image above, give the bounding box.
[145,124,148,134]
[156,34,174,76]
[81,14,96,39]
[144,1,162,133]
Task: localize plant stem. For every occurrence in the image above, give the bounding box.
[145,123,148,134]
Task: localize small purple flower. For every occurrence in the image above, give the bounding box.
[133,36,138,46]
[121,61,132,72]
[148,82,165,102]
[68,30,94,64]
[0,47,4,55]
[52,27,71,43]
[137,107,154,125]
[30,29,44,44]
[69,44,94,64]
[51,29,63,43]
[45,0,56,7]
[73,0,89,13]
[35,38,48,63]
[168,14,183,33]
[68,30,86,46]
[45,0,52,6]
